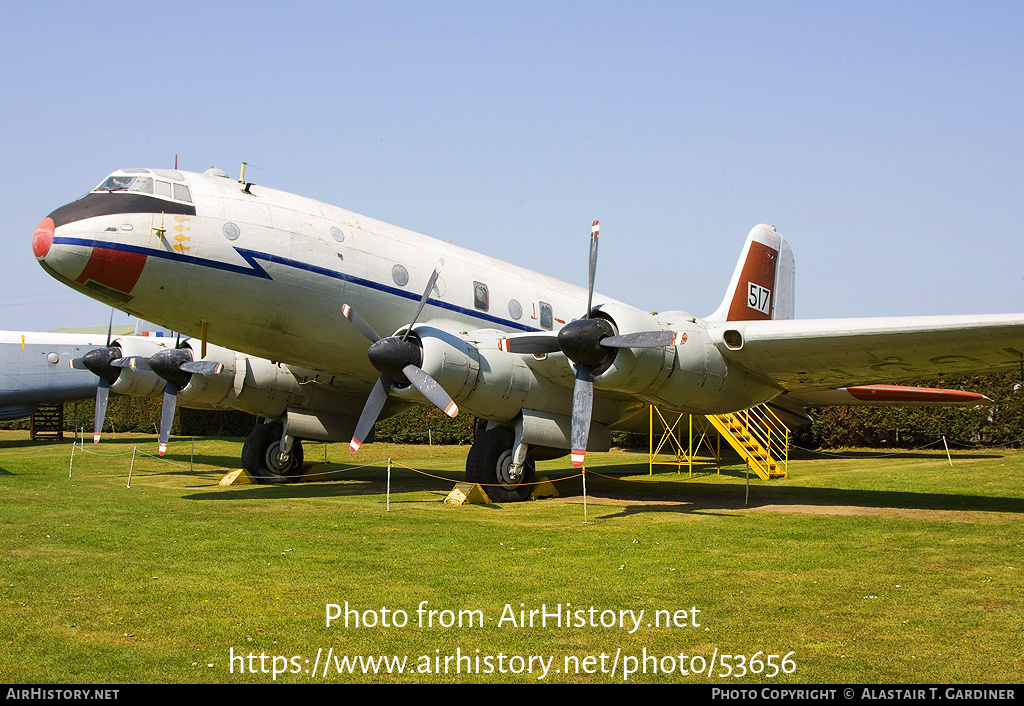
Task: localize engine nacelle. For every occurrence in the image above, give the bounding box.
[587,305,780,414]
[175,342,239,407]
[588,303,682,394]
[108,337,172,398]
[395,325,554,421]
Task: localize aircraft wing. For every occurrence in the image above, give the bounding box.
[717,314,1024,392]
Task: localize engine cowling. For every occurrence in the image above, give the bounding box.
[108,338,171,398]
[174,342,239,407]
[394,325,553,421]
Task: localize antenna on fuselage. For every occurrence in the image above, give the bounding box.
[239,161,253,194]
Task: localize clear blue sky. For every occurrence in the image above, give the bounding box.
[2,1,1022,332]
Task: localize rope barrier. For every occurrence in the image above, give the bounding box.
[790,434,1024,459]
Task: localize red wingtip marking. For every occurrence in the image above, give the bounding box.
[846,385,987,403]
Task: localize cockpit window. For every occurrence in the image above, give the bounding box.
[129,177,154,194]
[95,175,137,192]
[91,172,192,204]
[172,183,192,203]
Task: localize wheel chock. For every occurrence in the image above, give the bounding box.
[445,483,492,505]
[531,477,559,499]
[219,469,257,485]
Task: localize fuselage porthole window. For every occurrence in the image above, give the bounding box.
[540,302,553,330]
[330,227,345,242]
[223,222,240,240]
[508,299,522,320]
[392,264,409,287]
[474,282,489,311]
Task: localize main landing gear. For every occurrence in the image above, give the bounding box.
[242,421,305,483]
[466,427,536,502]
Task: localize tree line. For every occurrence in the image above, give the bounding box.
[4,371,1021,449]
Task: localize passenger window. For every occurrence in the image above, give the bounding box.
[473,282,489,311]
[155,181,172,198]
[130,177,154,194]
[539,302,553,330]
[173,183,192,203]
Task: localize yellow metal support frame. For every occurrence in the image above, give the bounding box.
[648,404,789,480]
[648,406,721,476]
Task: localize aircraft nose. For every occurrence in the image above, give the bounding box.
[32,217,54,259]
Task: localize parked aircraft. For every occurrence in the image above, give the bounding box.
[32,167,1023,499]
[0,321,382,476]
[0,330,112,422]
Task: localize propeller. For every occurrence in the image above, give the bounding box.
[343,260,458,452]
[501,221,686,467]
[69,311,118,444]
[140,345,223,456]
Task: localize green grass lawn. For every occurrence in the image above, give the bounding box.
[1,432,1020,684]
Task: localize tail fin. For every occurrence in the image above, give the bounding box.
[706,224,795,322]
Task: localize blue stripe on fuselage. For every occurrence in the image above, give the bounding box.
[52,237,540,332]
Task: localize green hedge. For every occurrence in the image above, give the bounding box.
[4,371,1022,449]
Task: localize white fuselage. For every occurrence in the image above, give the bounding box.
[36,168,782,432]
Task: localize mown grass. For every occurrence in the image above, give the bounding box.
[0,431,1020,684]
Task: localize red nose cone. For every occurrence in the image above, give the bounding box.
[32,217,54,259]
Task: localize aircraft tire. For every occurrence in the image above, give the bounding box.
[465,427,535,502]
[242,421,305,484]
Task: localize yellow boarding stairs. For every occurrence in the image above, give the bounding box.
[705,405,789,480]
[649,403,789,480]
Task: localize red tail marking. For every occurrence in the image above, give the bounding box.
[725,241,778,321]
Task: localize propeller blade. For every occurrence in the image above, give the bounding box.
[180,360,223,375]
[402,364,458,417]
[403,259,444,341]
[570,366,594,468]
[69,358,89,370]
[602,331,687,348]
[341,303,381,343]
[93,378,110,444]
[158,382,179,456]
[586,220,599,316]
[499,334,561,355]
[111,355,152,370]
[350,376,391,452]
